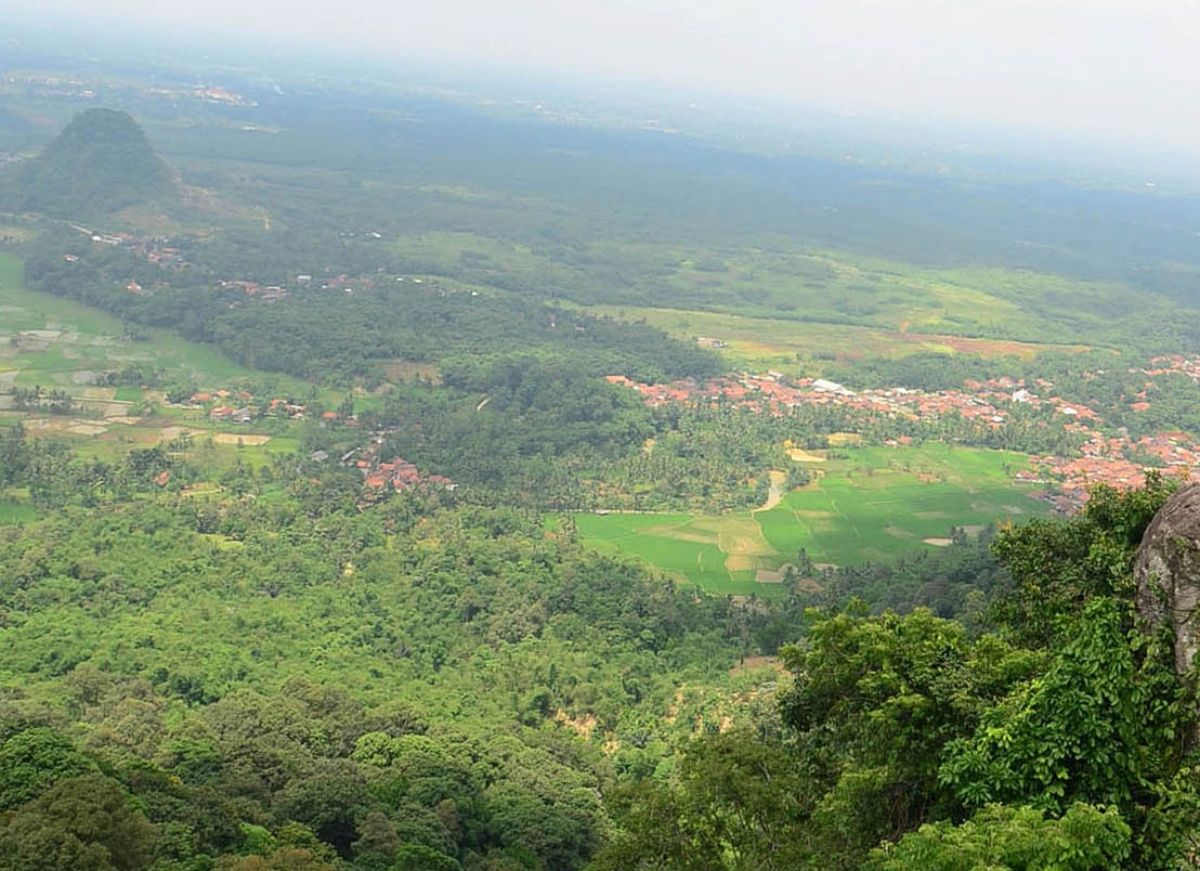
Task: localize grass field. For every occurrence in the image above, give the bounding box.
[0,498,38,524]
[653,250,1140,345]
[571,444,1048,595]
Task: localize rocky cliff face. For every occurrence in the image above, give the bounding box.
[1135,483,1200,681]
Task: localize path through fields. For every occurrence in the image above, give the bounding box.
[754,470,787,513]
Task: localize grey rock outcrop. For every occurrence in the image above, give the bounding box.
[1134,483,1200,679]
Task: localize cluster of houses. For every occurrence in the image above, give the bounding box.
[218,279,288,302]
[608,368,1199,513]
[1003,358,1200,508]
[965,376,1101,421]
[1018,427,1199,510]
[208,406,255,424]
[192,86,256,107]
[132,238,187,269]
[66,221,395,304]
[1144,355,1200,385]
[71,225,185,264]
[342,438,455,498]
[186,389,309,423]
[6,74,97,100]
[7,73,255,107]
[604,372,1091,428]
[216,273,383,301]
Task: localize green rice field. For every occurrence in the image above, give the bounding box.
[570,443,1049,595]
[0,253,325,469]
[0,488,38,524]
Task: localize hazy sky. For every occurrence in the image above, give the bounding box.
[11,0,1200,154]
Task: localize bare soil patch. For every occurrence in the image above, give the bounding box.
[67,423,108,436]
[754,470,787,513]
[724,554,760,573]
[212,433,271,446]
[795,577,825,594]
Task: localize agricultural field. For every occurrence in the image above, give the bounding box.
[0,253,253,386]
[393,231,572,286]
[571,443,1049,595]
[0,494,38,524]
[577,304,1088,372]
[384,225,1152,351]
[572,512,775,597]
[651,251,1142,344]
[0,252,318,467]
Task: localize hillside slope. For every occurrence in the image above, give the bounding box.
[5,108,176,218]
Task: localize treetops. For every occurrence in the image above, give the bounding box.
[1,448,1195,869]
[595,475,1200,870]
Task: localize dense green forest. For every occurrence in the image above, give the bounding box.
[3,454,1196,868]
[0,492,766,871]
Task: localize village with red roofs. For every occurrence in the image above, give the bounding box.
[606,353,1200,512]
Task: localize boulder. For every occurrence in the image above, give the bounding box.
[1134,483,1200,679]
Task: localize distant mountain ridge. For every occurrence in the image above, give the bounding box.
[5,108,176,218]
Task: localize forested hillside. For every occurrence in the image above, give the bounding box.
[21,226,719,386]
[3,109,176,218]
[4,461,1199,868]
[0,494,766,870]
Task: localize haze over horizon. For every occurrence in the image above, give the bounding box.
[5,0,1199,160]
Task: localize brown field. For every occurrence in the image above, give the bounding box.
[211,433,272,446]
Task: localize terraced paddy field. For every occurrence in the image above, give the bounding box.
[0,255,254,389]
[571,444,1049,595]
[572,512,778,597]
[0,253,324,468]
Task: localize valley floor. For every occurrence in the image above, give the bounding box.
[566,444,1046,595]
